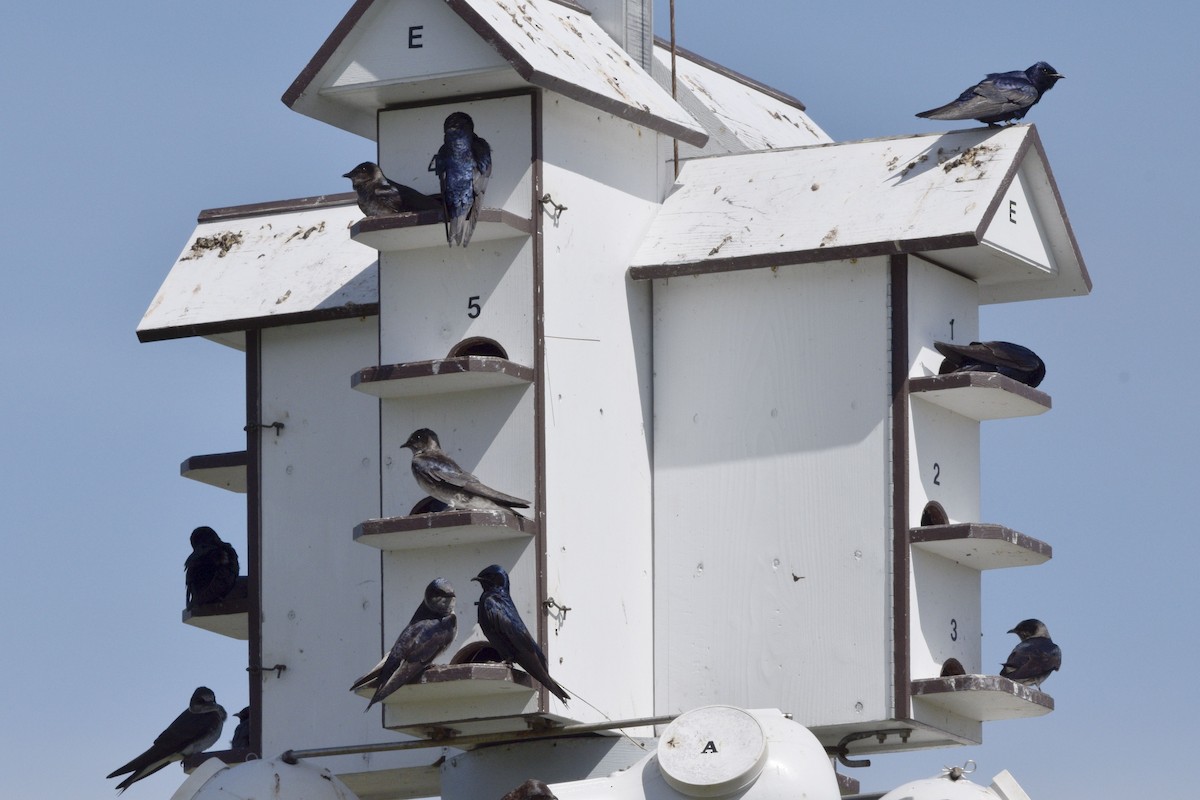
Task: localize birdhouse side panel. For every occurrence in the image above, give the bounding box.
[651,259,895,727]
[979,161,1056,279]
[909,550,982,679]
[906,260,981,379]
[538,94,665,725]
[258,318,428,767]
[908,402,981,525]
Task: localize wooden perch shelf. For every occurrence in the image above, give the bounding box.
[909,372,1051,420]
[182,576,250,640]
[350,208,532,252]
[352,356,534,398]
[180,451,247,493]
[911,674,1054,721]
[354,510,537,551]
[910,523,1051,570]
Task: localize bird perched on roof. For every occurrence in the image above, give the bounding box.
[999,618,1061,688]
[343,161,442,217]
[431,111,492,246]
[473,564,570,703]
[916,62,1064,126]
[185,526,239,609]
[402,428,529,514]
[230,706,250,750]
[934,340,1046,387]
[350,578,458,710]
[501,779,558,800]
[106,686,226,794]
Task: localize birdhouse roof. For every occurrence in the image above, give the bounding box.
[136,195,377,346]
[629,124,1090,304]
[283,0,708,147]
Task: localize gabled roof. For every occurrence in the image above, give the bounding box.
[650,39,831,157]
[137,195,378,344]
[283,0,707,147]
[629,124,1090,304]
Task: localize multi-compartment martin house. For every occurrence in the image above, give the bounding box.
[136,1,1090,798]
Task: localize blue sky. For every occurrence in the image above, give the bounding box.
[2,2,1195,798]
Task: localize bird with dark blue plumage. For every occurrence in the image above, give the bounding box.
[185,526,239,609]
[431,111,492,246]
[1000,618,1061,688]
[935,340,1046,387]
[230,706,250,749]
[106,687,226,794]
[351,578,458,710]
[917,62,1064,126]
[343,161,442,217]
[402,428,529,513]
[473,564,570,703]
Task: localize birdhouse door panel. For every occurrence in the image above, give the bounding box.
[651,259,895,727]
[908,402,981,525]
[908,550,982,679]
[378,94,534,221]
[906,259,980,379]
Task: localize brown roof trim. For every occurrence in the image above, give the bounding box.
[198,192,358,223]
[282,0,375,109]
[136,302,380,344]
[1025,125,1092,293]
[548,0,591,12]
[628,232,980,280]
[652,36,807,111]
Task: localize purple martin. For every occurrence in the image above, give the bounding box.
[343,161,442,217]
[472,564,570,703]
[431,111,492,246]
[106,686,226,794]
[230,706,250,750]
[501,779,558,800]
[402,428,529,513]
[917,62,1064,126]
[1000,618,1061,688]
[185,526,239,609]
[935,340,1045,387]
[350,578,458,710]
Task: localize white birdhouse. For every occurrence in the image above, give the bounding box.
[138,0,1088,795]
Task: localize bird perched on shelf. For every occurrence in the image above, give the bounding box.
[230,706,250,750]
[1000,618,1061,688]
[343,161,442,217]
[431,111,492,246]
[106,686,226,794]
[350,578,458,710]
[916,62,1064,126]
[473,564,570,703]
[501,779,558,800]
[934,340,1046,387]
[402,428,529,514]
[185,526,239,609]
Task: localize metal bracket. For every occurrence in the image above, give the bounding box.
[538,193,568,223]
[830,727,913,768]
[245,421,285,436]
[247,663,288,679]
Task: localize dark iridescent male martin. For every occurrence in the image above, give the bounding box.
[106,686,226,794]
[343,161,442,217]
[1000,618,1061,688]
[473,564,570,703]
[185,526,239,609]
[402,428,529,513]
[501,779,558,800]
[431,111,492,246]
[935,340,1046,387]
[917,62,1064,126]
[351,578,458,710]
[230,706,250,749]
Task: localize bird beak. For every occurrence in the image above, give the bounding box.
[1052,72,1065,79]
[342,171,353,178]
[470,576,482,584]
[1007,627,1017,634]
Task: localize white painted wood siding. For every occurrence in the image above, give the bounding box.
[651,258,893,729]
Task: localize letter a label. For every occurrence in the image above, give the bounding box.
[701,741,718,754]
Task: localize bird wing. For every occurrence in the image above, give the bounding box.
[107,708,222,780]
[471,135,492,203]
[1001,639,1061,682]
[367,615,457,707]
[385,177,442,212]
[936,341,1041,372]
[917,72,1037,121]
[419,454,530,508]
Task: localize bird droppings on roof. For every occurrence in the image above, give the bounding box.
[181,232,244,260]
